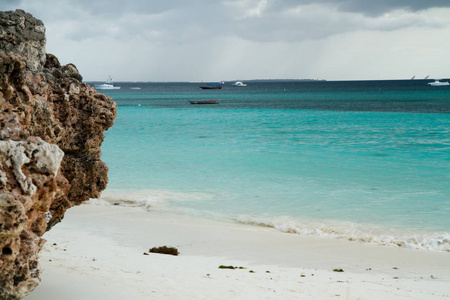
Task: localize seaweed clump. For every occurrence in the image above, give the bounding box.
[218,265,247,270]
[149,246,179,256]
[219,265,236,269]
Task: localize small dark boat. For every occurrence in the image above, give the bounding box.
[200,85,222,90]
[189,100,219,104]
[199,82,224,89]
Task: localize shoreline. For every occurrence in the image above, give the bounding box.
[93,192,450,252]
[26,202,450,299]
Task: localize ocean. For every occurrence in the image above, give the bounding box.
[93,80,450,251]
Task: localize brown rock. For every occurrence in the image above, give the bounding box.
[0,9,117,299]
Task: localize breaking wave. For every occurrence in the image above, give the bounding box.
[89,189,450,252]
[235,215,450,252]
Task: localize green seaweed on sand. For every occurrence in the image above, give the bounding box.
[219,265,236,269]
[333,268,344,272]
[218,265,247,270]
[149,246,179,256]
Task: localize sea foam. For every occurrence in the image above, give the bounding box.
[90,189,450,252]
[90,189,212,211]
[235,215,450,252]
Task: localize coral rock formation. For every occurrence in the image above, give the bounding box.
[0,9,117,299]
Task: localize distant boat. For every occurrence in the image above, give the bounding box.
[130,87,141,90]
[232,81,247,87]
[189,100,219,104]
[95,76,120,90]
[199,82,224,90]
[428,80,449,86]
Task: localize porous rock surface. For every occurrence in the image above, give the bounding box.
[0,9,117,299]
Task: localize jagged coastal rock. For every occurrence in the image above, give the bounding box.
[0,9,117,299]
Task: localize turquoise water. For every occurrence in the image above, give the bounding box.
[96,80,450,251]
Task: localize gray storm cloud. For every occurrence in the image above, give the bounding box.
[2,0,448,42]
[265,0,450,15]
[2,0,449,81]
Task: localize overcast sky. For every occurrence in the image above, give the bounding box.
[2,0,450,81]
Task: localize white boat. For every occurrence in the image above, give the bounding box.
[232,81,247,87]
[428,80,449,86]
[95,83,120,90]
[95,76,120,90]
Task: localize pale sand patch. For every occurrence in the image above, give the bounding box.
[26,203,450,300]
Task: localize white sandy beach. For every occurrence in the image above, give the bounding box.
[26,202,450,300]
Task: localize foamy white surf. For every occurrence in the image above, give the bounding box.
[89,189,213,211]
[235,215,450,252]
[90,189,450,252]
